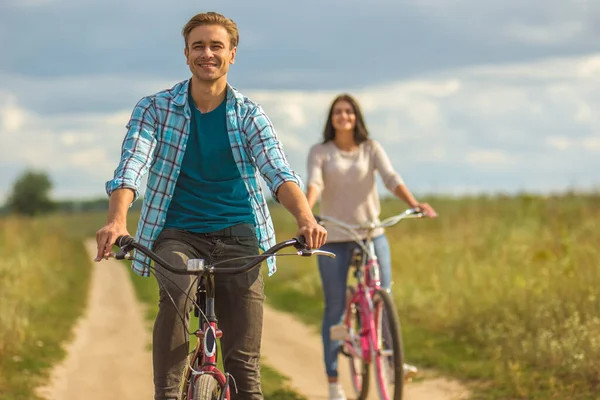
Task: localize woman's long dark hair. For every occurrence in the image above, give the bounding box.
[322,94,370,144]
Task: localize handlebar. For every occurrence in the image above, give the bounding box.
[315,208,425,231]
[112,234,335,276]
[314,208,427,251]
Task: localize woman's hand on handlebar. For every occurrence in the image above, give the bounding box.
[413,202,437,218]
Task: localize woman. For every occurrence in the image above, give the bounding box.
[306,94,437,400]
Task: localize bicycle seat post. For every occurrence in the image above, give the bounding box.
[350,248,363,280]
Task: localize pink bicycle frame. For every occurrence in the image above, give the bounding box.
[343,245,383,363]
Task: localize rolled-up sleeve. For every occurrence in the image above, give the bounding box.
[371,140,404,192]
[244,105,303,201]
[105,96,158,202]
[306,144,324,193]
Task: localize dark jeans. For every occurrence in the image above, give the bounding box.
[151,227,264,400]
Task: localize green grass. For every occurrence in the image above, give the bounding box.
[4,192,599,399]
[264,193,600,400]
[0,217,91,400]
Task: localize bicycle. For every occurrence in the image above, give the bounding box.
[111,234,335,400]
[315,208,427,400]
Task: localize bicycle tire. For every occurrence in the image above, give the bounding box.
[372,289,404,400]
[181,348,201,400]
[193,374,222,400]
[344,286,370,399]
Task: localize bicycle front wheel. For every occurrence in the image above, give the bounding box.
[193,374,222,400]
[372,289,404,400]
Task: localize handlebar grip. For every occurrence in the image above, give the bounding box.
[115,235,134,248]
[294,235,307,249]
[114,250,129,260]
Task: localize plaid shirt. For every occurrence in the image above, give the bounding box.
[106,79,302,277]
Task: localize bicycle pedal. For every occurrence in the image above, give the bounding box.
[339,346,352,358]
[330,324,349,341]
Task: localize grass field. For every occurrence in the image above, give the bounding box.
[0,217,91,400]
[264,193,600,400]
[1,192,597,399]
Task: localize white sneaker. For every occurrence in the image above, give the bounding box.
[328,382,347,400]
[403,363,419,380]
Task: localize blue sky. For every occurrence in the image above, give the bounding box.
[1,0,599,201]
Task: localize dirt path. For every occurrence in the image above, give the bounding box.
[262,307,470,400]
[37,239,469,400]
[36,240,153,400]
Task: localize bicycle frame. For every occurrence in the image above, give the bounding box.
[341,237,383,364]
[113,234,334,400]
[317,209,424,362]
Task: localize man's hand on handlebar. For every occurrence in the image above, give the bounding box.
[95,222,130,262]
[296,216,327,249]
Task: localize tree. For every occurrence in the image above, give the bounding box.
[7,170,56,216]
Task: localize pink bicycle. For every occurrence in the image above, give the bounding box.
[316,208,426,400]
[112,234,334,400]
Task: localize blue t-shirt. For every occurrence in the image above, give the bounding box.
[164,92,254,232]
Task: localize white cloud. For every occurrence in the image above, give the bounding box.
[505,21,586,46]
[0,93,27,133]
[547,136,573,150]
[0,95,129,200]
[582,136,600,151]
[2,52,600,202]
[417,0,599,48]
[466,150,516,166]
[5,0,58,7]
[246,52,600,192]
[546,135,600,152]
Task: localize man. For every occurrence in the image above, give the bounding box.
[95,11,327,400]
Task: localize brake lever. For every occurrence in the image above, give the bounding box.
[111,250,132,260]
[298,249,336,258]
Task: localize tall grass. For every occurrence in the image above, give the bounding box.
[0,217,91,400]
[265,193,600,399]
[4,192,596,399]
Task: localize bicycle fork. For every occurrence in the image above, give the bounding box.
[182,274,232,399]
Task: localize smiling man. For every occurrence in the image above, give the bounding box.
[94,11,326,400]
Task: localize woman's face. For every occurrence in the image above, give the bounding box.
[331,100,356,133]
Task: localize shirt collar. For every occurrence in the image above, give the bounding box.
[173,78,240,108]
